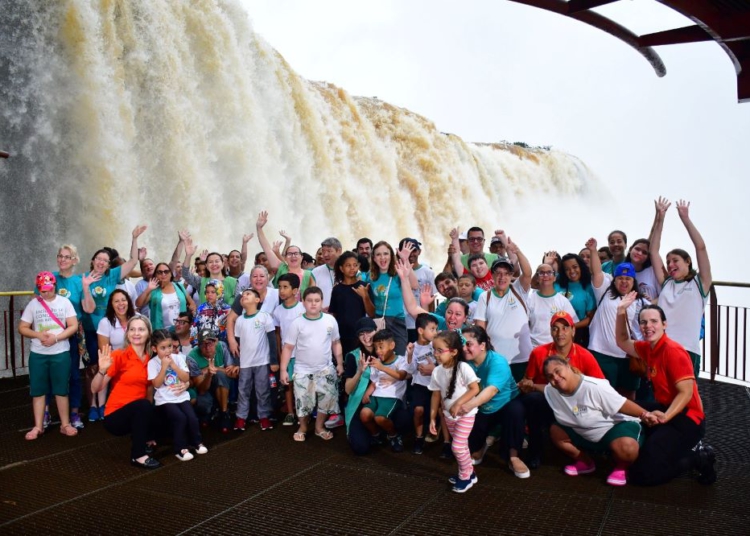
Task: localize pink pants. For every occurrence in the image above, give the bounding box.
[445,413,476,480]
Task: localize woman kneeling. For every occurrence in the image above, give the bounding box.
[544,356,649,486]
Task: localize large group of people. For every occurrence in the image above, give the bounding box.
[20,198,717,492]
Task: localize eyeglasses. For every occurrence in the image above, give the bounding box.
[467,237,485,243]
[155,269,171,275]
[286,252,300,257]
[433,348,452,355]
[174,319,189,325]
[94,257,110,264]
[537,271,556,277]
[57,254,73,261]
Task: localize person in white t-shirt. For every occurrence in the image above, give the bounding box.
[544,356,650,486]
[19,272,79,440]
[527,264,579,347]
[280,287,344,442]
[429,331,480,493]
[272,273,305,427]
[359,329,412,453]
[148,330,207,462]
[406,313,439,455]
[398,237,437,341]
[311,237,342,311]
[233,289,277,432]
[474,240,533,382]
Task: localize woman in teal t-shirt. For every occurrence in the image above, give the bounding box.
[556,253,596,347]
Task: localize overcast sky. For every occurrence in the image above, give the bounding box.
[242,0,749,288]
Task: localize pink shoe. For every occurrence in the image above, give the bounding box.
[564,459,596,476]
[606,468,627,486]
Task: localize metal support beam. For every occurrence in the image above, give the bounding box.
[639,25,712,47]
[567,0,621,15]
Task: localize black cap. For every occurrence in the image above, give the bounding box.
[491,256,514,273]
[198,327,219,342]
[398,237,422,251]
[355,317,378,335]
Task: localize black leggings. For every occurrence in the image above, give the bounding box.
[628,402,704,486]
[520,391,554,459]
[468,397,526,457]
[157,401,202,453]
[103,399,154,459]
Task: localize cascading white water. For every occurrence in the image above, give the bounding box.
[0,0,608,290]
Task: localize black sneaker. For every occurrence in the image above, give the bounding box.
[389,434,404,453]
[413,436,425,455]
[370,433,385,447]
[440,442,454,460]
[695,444,717,485]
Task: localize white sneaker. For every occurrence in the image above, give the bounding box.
[194,444,208,455]
[176,450,194,462]
[324,414,345,429]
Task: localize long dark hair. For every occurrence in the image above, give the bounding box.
[334,251,359,283]
[625,239,652,270]
[105,289,136,325]
[557,253,592,293]
[666,248,698,283]
[434,331,467,400]
[461,325,493,351]
[606,275,644,301]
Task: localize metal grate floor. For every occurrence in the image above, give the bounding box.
[1,378,748,535]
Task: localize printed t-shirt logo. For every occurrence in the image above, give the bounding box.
[92,286,107,298]
[376,284,386,296]
[58,288,70,298]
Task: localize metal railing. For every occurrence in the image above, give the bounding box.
[1,291,34,377]
[705,282,750,384]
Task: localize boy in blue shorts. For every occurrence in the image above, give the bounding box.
[280,287,344,442]
[360,329,411,452]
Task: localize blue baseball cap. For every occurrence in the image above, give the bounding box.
[614,262,636,278]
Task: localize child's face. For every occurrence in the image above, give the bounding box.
[432,338,456,366]
[304,292,323,316]
[374,339,396,360]
[153,339,172,359]
[240,291,259,309]
[418,322,438,343]
[278,281,297,301]
[341,257,360,279]
[457,278,475,298]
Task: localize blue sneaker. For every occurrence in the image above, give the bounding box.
[449,472,478,485]
[70,413,85,430]
[389,434,404,453]
[43,411,52,430]
[88,407,99,422]
[98,406,106,421]
[452,476,476,493]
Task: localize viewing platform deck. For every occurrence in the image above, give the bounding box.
[0,376,748,535]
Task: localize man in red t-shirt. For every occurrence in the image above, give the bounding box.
[520,312,604,390]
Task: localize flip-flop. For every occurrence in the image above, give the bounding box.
[60,424,78,437]
[25,426,44,440]
[293,431,306,442]
[315,429,333,441]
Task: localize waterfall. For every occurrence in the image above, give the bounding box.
[0,0,606,290]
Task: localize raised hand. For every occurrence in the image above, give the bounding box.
[419,283,433,308]
[178,229,191,242]
[493,229,507,244]
[585,237,598,252]
[654,196,671,217]
[132,225,147,239]
[449,227,459,241]
[505,236,520,255]
[398,241,414,263]
[395,258,410,278]
[353,283,370,300]
[272,240,283,255]
[279,229,290,240]
[618,290,638,311]
[98,344,112,373]
[138,247,148,261]
[675,199,690,219]
[543,251,558,265]
[199,249,208,262]
[184,239,197,257]
[147,277,159,291]
[242,233,254,244]
[82,272,101,288]
[256,211,268,229]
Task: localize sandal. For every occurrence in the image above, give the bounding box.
[25,426,44,441]
[314,429,333,441]
[60,424,78,437]
[293,431,307,442]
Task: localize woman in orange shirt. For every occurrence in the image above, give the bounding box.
[91,315,162,469]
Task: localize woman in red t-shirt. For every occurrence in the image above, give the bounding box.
[615,292,716,485]
[91,315,162,469]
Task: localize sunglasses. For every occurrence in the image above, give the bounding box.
[155,269,171,275]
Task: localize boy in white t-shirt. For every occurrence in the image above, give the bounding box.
[272,273,305,426]
[360,329,412,453]
[233,289,277,432]
[19,272,79,440]
[408,313,439,454]
[280,287,344,442]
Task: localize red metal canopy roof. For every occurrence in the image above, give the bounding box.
[508,0,750,102]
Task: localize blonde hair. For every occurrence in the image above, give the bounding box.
[124,315,153,347]
[58,244,80,263]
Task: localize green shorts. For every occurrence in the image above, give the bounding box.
[559,420,644,454]
[29,351,70,397]
[361,396,401,419]
[591,351,641,391]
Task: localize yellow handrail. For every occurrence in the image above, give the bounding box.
[0,291,34,297]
